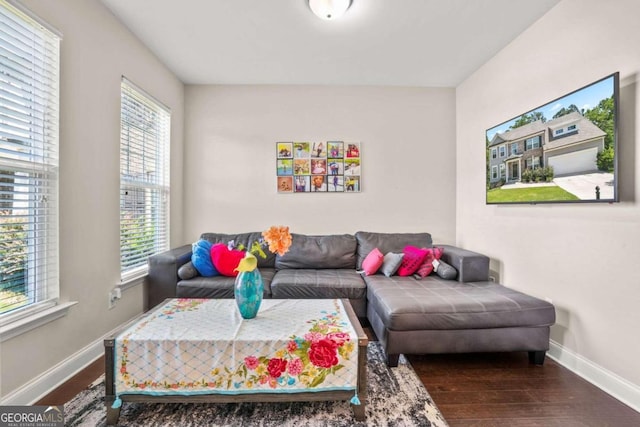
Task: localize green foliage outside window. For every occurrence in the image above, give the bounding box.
[0,211,28,313]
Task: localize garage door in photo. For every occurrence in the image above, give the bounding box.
[547,147,598,176]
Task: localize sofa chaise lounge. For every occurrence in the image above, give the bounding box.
[147,231,556,366]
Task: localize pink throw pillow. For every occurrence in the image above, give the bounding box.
[397,246,429,276]
[414,247,444,278]
[210,243,245,277]
[361,248,384,276]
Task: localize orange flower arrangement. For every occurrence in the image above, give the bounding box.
[235,226,292,273]
[262,226,292,257]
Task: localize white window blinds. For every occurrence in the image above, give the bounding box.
[120,78,170,281]
[0,0,60,316]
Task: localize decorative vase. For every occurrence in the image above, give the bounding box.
[234,268,264,319]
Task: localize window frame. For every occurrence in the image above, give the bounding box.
[0,0,62,324]
[526,135,541,150]
[119,78,171,284]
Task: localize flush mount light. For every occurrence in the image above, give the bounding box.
[308,0,352,20]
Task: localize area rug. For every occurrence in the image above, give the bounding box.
[64,342,448,426]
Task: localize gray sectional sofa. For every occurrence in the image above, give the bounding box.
[147,231,556,366]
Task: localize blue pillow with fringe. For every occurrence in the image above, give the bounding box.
[191,239,218,277]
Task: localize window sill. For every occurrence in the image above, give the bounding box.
[0,301,78,343]
[119,271,147,291]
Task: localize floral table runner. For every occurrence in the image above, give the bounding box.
[114,299,358,401]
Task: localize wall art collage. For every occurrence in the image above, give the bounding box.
[276,141,361,193]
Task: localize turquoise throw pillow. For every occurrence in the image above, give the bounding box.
[191,239,218,277]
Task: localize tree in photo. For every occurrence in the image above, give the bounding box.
[585,96,615,171]
[552,104,582,119]
[510,111,546,129]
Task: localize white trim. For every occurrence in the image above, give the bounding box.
[548,339,640,413]
[118,274,146,292]
[119,265,148,288]
[0,315,140,405]
[0,301,77,343]
[121,76,170,113]
[5,0,63,38]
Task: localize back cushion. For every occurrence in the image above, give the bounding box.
[275,234,357,269]
[200,232,276,269]
[355,231,433,270]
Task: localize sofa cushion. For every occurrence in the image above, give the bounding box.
[177,268,276,299]
[364,275,556,331]
[397,246,428,276]
[434,259,457,280]
[177,261,198,280]
[210,243,245,277]
[191,239,217,277]
[270,269,366,300]
[380,252,404,277]
[275,234,357,270]
[414,247,444,278]
[200,232,276,269]
[361,247,384,276]
[355,231,433,269]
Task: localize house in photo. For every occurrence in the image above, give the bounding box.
[543,112,606,176]
[488,112,606,184]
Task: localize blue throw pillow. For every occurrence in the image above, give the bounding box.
[191,239,218,277]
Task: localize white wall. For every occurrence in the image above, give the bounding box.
[0,0,184,398]
[184,85,456,241]
[456,0,640,393]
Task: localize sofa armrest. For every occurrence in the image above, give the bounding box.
[147,244,192,310]
[438,244,490,283]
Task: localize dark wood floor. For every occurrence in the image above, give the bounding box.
[406,351,640,426]
[37,336,640,426]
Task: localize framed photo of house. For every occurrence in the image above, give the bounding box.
[276,141,361,193]
[486,72,619,204]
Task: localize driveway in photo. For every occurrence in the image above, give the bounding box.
[553,172,614,200]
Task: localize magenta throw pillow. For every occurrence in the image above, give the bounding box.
[397,246,429,276]
[361,248,384,276]
[210,243,245,277]
[414,247,444,278]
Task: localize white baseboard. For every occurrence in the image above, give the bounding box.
[0,323,124,406]
[548,339,640,413]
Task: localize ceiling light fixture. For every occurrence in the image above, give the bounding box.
[308,0,352,20]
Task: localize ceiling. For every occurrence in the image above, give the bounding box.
[100,0,560,87]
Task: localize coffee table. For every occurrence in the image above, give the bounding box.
[104,298,367,425]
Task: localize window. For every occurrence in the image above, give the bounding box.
[567,124,576,131]
[499,163,506,178]
[526,156,541,169]
[0,1,60,316]
[120,78,170,282]
[525,136,540,151]
[491,148,497,159]
[499,146,506,158]
[555,128,564,136]
[491,166,498,180]
[510,143,518,155]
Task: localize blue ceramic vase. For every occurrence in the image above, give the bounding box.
[234,268,264,319]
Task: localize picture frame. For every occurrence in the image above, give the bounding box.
[486,73,619,204]
[277,141,361,193]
